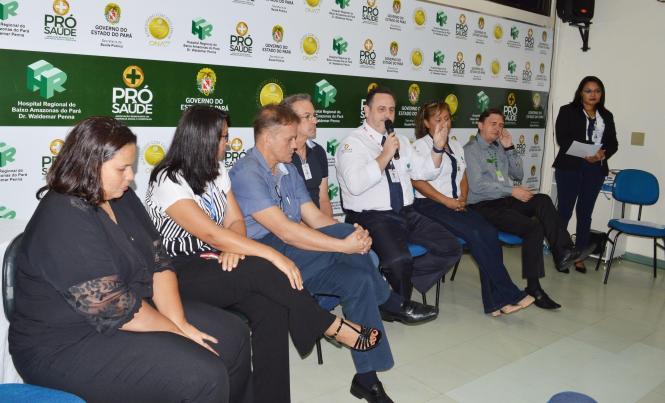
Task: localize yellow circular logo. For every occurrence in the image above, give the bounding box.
[456,51,463,63]
[148,16,170,40]
[363,38,374,51]
[122,65,144,88]
[259,83,284,106]
[493,24,503,40]
[507,92,516,106]
[478,17,485,29]
[230,138,243,152]
[49,139,64,155]
[367,82,378,93]
[414,9,426,26]
[411,49,423,67]
[302,35,318,55]
[306,0,320,7]
[367,0,376,7]
[491,59,501,75]
[444,93,458,115]
[459,14,466,25]
[236,21,249,36]
[144,144,165,166]
[53,0,70,16]
[519,135,526,144]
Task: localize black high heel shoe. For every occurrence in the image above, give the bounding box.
[329,318,382,352]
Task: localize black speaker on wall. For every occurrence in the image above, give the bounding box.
[556,0,595,51]
[557,0,595,24]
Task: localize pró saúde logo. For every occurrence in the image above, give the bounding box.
[314,79,336,108]
[45,0,77,38]
[359,38,376,66]
[525,28,534,48]
[522,61,532,82]
[225,137,246,168]
[26,60,67,100]
[0,1,19,21]
[452,51,465,75]
[41,138,64,175]
[455,13,467,37]
[504,92,518,123]
[192,18,213,40]
[112,65,154,119]
[230,21,252,54]
[362,0,378,23]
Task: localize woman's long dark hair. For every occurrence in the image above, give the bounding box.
[572,75,606,112]
[37,117,136,205]
[150,106,228,195]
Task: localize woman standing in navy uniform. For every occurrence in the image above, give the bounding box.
[553,76,619,273]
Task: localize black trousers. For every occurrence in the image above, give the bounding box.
[172,255,336,403]
[345,206,462,301]
[15,301,252,403]
[470,194,574,279]
[555,164,605,250]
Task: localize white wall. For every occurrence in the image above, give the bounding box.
[543,0,665,257]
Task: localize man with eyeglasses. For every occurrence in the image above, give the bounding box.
[336,86,462,321]
[231,104,427,402]
[282,94,334,217]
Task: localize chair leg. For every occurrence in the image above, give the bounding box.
[450,258,461,281]
[421,292,427,305]
[654,238,658,278]
[435,278,441,309]
[595,229,612,272]
[604,232,622,284]
[316,339,323,365]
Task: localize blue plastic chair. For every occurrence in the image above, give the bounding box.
[594,169,665,284]
[449,232,523,281]
[312,244,432,365]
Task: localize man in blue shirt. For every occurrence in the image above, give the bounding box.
[230,104,435,403]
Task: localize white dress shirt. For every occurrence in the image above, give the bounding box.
[413,136,466,199]
[335,122,439,212]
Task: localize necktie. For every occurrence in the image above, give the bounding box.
[444,149,458,199]
[587,117,596,142]
[381,136,403,213]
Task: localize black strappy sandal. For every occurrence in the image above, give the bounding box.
[330,318,382,352]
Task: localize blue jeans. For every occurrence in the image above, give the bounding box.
[414,198,526,313]
[555,164,605,250]
[258,223,394,373]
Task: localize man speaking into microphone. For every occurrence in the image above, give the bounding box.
[336,86,462,324]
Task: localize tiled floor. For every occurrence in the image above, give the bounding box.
[289,249,665,403]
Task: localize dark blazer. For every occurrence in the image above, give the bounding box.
[553,103,618,176]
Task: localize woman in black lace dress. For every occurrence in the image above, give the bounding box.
[8,117,252,403]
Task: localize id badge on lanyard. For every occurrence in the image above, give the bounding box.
[301,163,312,180]
[388,168,400,183]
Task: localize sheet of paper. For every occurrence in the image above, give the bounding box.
[566,141,602,158]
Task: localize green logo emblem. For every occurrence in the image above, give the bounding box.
[436,11,447,26]
[314,79,337,108]
[507,60,517,74]
[335,0,350,9]
[192,18,213,40]
[328,183,339,200]
[476,91,490,111]
[0,142,16,168]
[327,139,340,156]
[26,60,67,100]
[433,50,444,66]
[332,36,348,55]
[0,0,18,20]
[510,26,519,40]
[0,206,16,219]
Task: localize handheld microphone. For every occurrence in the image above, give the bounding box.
[384,119,400,160]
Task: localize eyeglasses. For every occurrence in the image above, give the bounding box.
[220,134,230,141]
[299,112,318,122]
[582,89,602,94]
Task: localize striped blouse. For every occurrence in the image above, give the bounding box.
[146,164,230,256]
